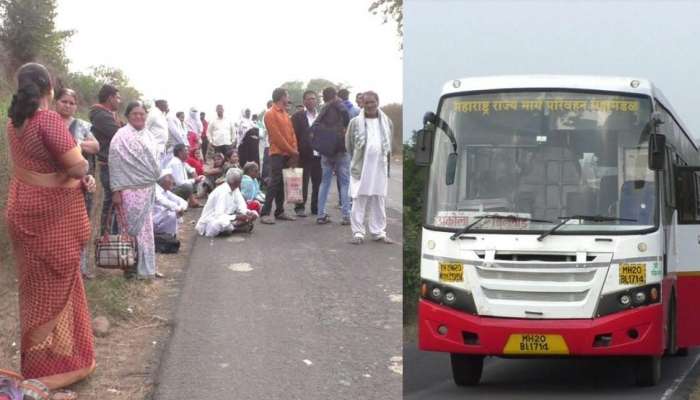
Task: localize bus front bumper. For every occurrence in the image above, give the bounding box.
[418,300,664,356]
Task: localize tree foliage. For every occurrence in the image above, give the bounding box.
[61,65,142,117]
[381,103,403,155]
[279,79,350,108]
[403,137,426,323]
[369,0,403,49]
[0,0,73,73]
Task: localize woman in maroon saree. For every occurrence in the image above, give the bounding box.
[3,63,96,399]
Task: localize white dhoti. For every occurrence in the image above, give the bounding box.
[196,215,235,237]
[154,209,179,236]
[351,195,386,238]
[350,117,388,239]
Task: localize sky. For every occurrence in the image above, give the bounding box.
[404,0,700,141]
[55,0,402,117]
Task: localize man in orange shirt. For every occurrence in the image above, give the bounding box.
[260,88,299,224]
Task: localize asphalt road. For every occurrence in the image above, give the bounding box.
[154,166,403,400]
[404,341,700,399]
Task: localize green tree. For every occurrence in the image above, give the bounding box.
[369,0,403,49]
[62,65,142,116]
[0,0,73,73]
[280,80,305,109]
[381,103,403,155]
[279,79,350,110]
[403,137,426,323]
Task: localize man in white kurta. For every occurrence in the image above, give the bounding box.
[153,169,188,236]
[195,168,258,237]
[345,91,393,244]
[146,100,170,162]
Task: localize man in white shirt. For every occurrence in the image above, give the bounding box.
[208,104,236,157]
[153,168,188,236]
[167,144,204,207]
[147,99,169,162]
[162,110,188,168]
[345,91,394,244]
[195,168,258,237]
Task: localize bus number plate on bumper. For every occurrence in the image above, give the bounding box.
[619,263,646,285]
[503,334,570,355]
[439,262,464,282]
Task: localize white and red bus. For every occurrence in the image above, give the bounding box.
[413,75,700,386]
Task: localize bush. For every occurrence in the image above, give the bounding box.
[403,143,426,325]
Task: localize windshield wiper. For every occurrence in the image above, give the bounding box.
[450,214,553,240]
[537,215,638,241]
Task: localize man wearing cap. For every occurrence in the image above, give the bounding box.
[153,168,188,237]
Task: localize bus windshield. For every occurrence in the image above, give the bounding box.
[426,90,656,234]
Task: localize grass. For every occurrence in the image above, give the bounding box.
[84,275,147,321]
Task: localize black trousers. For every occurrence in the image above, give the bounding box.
[261,154,288,217]
[99,162,117,235]
[296,156,322,214]
[201,137,209,160]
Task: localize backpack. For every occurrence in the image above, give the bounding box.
[155,233,181,254]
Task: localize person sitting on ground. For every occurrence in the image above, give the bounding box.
[241,161,265,214]
[186,147,205,176]
[153,168,188,238]
[167,143,204,207]
[195,168,258,237]
[206,152,227,189]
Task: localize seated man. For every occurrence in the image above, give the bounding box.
[195,168,258,237]
[168,143,205,207]
[153,169,188,237]
[241,161,265,214]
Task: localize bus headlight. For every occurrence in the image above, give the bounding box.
[444,292,456,304]
[619,294,631,306]
[596,283,661,317]
[421,279,477,315]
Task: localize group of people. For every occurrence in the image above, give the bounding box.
[2,61,394,398]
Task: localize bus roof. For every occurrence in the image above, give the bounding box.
[442,75,697,148]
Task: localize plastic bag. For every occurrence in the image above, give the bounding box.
[283,168,304,204]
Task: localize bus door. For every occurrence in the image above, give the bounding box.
[672,166,700,347]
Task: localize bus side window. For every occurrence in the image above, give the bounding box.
[696,172,700,220]
[676,168,700,224]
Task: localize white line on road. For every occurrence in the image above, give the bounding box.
[660,352,700,400]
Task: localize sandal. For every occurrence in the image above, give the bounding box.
[49,389,77,400]
[0,370,23,400]
[19,379,50,400]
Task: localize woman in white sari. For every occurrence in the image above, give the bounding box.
[109,102,161,278]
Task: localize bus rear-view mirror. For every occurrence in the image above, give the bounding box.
[648,133,666,171]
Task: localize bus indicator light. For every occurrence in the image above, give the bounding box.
[432,287,442,299]
[631,80,640,88]
[634,291,646,304]
[650,287,659,301]
[638,242,647,252]
[445,292,456,303]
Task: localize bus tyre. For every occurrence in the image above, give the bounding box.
[450,353,484,386]
[634,356,661,387]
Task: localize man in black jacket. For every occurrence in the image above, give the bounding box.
[291,90,321,216]
[89,84,121,235]
[312,87,351,225]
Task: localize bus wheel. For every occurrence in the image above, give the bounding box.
[450,354,484,386]
[634,356,661,387]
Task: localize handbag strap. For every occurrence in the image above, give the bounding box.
[100,202,131,241]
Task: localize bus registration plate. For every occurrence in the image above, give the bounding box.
[439,262,464,282]
[619,263,646,285]
[503,334,570,355]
